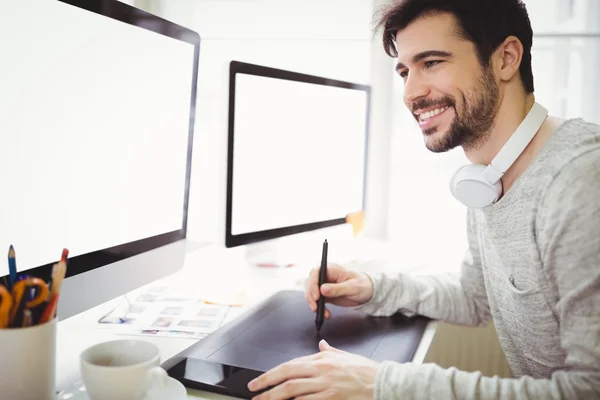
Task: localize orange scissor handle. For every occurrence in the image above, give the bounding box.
[0,285,14,328]
[12,277,49,308]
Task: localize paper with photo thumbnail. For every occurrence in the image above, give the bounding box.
[97,288,231,339]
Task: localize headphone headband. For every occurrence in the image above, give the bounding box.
[482,102,548,184]
[450,101,549,208]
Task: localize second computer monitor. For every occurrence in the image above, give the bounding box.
[226,61,370,248]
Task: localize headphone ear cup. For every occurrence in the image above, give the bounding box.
[449,165,470,197]
[450,164,502,208]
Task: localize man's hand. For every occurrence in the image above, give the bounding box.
[304,263,374,320]
[247,339,379,400]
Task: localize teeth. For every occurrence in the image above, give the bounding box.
[419,106,449,121]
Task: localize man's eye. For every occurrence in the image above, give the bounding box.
[424,60,442,68]
[399,70,408,78]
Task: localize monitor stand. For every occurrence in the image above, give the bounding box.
[244,240,297,268]
[242,225,360,269]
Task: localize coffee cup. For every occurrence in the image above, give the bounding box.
[80,339,169,400]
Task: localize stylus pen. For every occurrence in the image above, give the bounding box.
[316,239,328,331]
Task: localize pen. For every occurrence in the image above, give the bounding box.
[8,245,17,289]
[315,239,328,331]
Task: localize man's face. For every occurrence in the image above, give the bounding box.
[395,12,499,153]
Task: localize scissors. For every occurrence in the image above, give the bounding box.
[9,277,49,327]
[0,285,13,328]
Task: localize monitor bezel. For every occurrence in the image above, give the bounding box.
[2,0,200,283]
[225,60,371,248]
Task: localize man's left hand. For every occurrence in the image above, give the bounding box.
[247,339,379,400]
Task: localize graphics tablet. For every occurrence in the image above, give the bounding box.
[162,290,429,399]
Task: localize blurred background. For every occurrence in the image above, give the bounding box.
[122,0,599,272]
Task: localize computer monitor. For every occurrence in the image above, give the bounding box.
[225,61,370,249]
[0,0,200,319]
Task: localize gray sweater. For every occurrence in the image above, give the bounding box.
[357,118,600,399]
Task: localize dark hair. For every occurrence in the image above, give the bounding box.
[375,0,534,93]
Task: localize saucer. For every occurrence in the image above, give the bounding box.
[144,376,187,400]
[57,377,187,400]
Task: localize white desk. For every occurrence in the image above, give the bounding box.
[56,242,438,399]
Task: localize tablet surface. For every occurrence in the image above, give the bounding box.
[163,290,429,398]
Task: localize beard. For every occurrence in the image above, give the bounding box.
[413,65,499,153]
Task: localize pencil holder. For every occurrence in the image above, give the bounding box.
[0,317,57,400]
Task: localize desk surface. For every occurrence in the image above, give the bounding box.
[56,241,439,399]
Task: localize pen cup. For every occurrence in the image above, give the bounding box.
[0,317,57,400]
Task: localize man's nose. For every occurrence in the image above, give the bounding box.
[403,73,430,106]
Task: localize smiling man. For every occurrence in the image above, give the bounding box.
[247,0,600,399]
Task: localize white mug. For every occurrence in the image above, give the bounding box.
[80,339,169,400]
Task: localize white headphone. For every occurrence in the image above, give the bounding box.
[449,102,548,208]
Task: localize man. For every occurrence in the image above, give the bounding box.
[248,0,600,398]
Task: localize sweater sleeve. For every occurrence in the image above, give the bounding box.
[355,209,492,327]
[372,150,600,400]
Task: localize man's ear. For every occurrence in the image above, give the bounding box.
[494,35,523,83]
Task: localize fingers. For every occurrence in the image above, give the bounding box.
[248,357,320,393]
[305,264,348,298]
[305,264,353,315]
[320,280,356,299]
[318,339,332,352]
[251,378,326,400]
[304,271,318,311]
[307,303,331,319]
[324,264,347,283]
[318,339,344,353]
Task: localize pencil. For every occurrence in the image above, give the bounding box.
[60,248,69,263]
[8,245,17,289]
[39,249,68,323]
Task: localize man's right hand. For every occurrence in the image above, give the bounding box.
[304,263,374,320]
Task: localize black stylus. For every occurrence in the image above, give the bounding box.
[316,239,328,331]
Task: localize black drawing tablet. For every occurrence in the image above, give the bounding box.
[163,290,429,399]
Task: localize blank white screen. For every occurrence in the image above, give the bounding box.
[231,73,367,235]
[0,1,194,275]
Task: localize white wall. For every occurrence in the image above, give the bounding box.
[134,0,376,245]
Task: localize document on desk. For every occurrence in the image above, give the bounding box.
[95,284,232,339]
